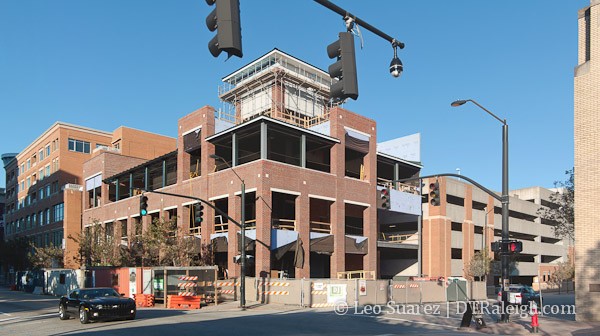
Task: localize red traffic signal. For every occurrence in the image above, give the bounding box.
[509,241,523,253]
[379,188,391,210]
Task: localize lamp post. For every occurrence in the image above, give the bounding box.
[210,154,246,309]
[451,99,510,322]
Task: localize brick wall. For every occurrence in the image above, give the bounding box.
[574,0,600,322]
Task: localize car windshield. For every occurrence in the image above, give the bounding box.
[80,289,120,299]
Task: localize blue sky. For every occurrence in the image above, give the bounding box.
[0,0,585,191]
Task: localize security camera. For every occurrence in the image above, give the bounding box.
[390,56,403,78]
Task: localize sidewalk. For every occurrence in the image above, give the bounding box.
[473,315,600,335]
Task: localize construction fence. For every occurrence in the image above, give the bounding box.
[216,277,486,308]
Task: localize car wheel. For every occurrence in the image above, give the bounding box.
[79,306,89,324]
[59,304,69,320]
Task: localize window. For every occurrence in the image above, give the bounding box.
[27,177,31,188]
[32,214,37,228]
[68,138,91,154]
[39,169,44,181]
[40,149,44,161]
[31,153,36,166]
[53,203,64,222]
[46,185,50,196]
[21,163,24,174]
[27,159,30,170]
[39,211,44,226]
[45,165,50,177]
[40,187,44,200]
[20,181,24,192]
[45,209,50,225]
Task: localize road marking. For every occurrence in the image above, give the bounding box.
[345,313,460,330]
[0,312,58,323]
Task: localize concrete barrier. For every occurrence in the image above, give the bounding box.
[44,269,84,297]
[213,276,484,307]
[469,281,486,300]
[421,281,446,303]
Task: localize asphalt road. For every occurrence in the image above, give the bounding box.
[0,288,470,336]
[0,287,588,336]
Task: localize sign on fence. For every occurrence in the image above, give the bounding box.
[327,284,347,304]
[359,280,367,296]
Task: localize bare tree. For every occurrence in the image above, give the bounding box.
[550,257,574,294]
[537,169,574,241]
[465,248,492,281]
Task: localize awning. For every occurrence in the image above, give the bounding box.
[183,128,202,152]
[345,127,370,153]
[85,174,102,191]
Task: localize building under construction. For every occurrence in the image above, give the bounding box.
[82,49,423,279]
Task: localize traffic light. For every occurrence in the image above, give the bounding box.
[429,182,440,206]
[509,241,523,253]
[194,203,204,224]
[491,240,522,254]
[206,0,243,59]
[327,32,358,101]
[139,195,148,216]
[379,188,391,210]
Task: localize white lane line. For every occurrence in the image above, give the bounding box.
[0,312,58,323]
[348,314,460,330]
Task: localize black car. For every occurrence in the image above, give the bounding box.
[59,288,136,324]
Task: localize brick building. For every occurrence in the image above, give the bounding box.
[574,0,600,322]
[82,50,423,279]
[80,49,572,282]
[422,177,571,285]
[2,123,176,269]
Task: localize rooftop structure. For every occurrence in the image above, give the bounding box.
[216,49,334,129]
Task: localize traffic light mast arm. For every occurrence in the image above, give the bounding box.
[395,173,503,203]
[313,0,404,48]
[139,189,243,229]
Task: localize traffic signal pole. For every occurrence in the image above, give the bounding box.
[500,123,510,323]
[313,0,405,49]
[138,188,248,309]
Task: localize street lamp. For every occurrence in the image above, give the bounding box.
[209,154,246,309]
[451,99,510,323]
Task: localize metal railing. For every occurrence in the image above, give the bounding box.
[272,219,296,231]
[379,232,418,243]
[310,221,331,234]
[337,270,376,280]
[376,178,420,195]
[215,107,330,130]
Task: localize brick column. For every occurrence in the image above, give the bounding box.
[178,205,190,235]
[486,195,496,258]
[255,177,272,278]
[362,122,378,278]
[330,200,345,278]
[295,192,310,279]
[329,107,345,278]
[227,194,240,278]
[422,177,451,278]
[462,184,475,278]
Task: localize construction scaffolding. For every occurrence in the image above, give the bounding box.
[217,49,336,129]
